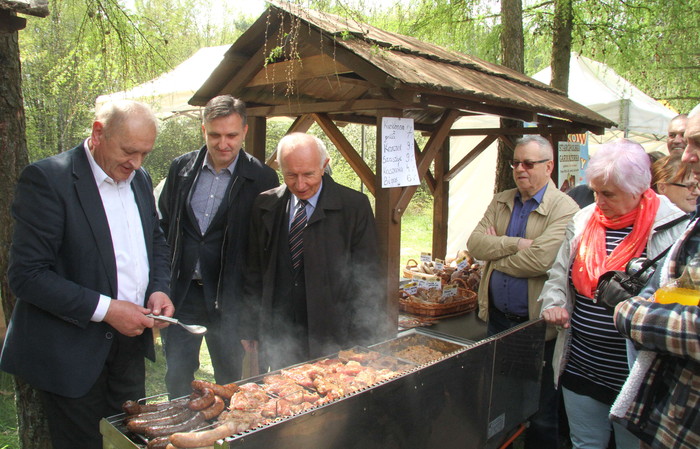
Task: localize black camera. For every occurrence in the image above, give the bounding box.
[625,257,657,284]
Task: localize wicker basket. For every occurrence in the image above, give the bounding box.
[403,259,439,281]
[399,288,477,318]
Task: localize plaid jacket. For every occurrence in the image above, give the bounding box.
[612,298,700,449]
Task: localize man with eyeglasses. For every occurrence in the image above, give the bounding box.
[468,135,579,449]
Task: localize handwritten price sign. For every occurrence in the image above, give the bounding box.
[381,117,420,188]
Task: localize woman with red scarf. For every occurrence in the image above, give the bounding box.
[538,139,688,449]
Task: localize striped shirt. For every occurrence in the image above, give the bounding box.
[562,226,646,405]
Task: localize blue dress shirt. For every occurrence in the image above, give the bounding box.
[489,184,548,317]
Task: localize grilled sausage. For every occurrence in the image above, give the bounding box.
[168,420,238,448]
[123,397,189,416]
[145,410,206,439]
[146,436,171,449]
[124,402,190,425]
[128,408,196,434]
[187,388,214,411]
[200,395,225,420]
[191,380,239,400]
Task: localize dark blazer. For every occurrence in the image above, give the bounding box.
[158,146,279,318]
[242,174,390,358]
[0,143,170,398]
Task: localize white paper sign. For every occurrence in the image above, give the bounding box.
[381,117,420,188]
[557,141,582,193]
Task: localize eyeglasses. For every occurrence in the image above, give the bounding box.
[509,159,550,170]
[667,182,700,192]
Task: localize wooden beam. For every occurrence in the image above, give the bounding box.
[215,26,288,99]
[414,140,436,194]
[246,53,352,87]
[265,114,316,169]
[245,116,267,163]
[374,109,403,334]
[310,27,400,90]
[0,0,49,18]
[536,114,606,135]
[432,139,449,260]
[444,134,498,182]
[499,134,518,151]
[329,113,436,132]
[419,93,537,123]
[449,126,591,136]
[0,9,26,32]
[312,113,376,196]
[247,98,406,117]
[392,109,460,222]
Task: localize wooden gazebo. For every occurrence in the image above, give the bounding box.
[189,1,614,325]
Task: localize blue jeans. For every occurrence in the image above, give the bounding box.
[562,387,639,449]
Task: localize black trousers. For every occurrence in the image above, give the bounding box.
[40,331,145,449]
[163,281,242,398]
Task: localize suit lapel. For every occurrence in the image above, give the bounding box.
[307,174,341,226]
[72,146,118,296]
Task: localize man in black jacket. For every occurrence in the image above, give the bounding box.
[241,132,390,371]
[2,100,173,449]
[159,95,278,397]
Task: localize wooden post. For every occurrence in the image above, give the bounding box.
[246,116,267,162]
[432,139,449,260]
[550,133,567,187]
[375,109,403,334]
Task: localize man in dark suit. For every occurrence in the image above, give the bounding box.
[241,132,390,371]
[1,100,174,449]
[158,95,278,397]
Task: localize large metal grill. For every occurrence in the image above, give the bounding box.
[102,319,545,449]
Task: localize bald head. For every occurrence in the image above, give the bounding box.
[90,100,157,182]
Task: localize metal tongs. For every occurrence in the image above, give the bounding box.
[147,314,208,335]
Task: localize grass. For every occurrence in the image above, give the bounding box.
[400,203,433,266]
[0,371,17,449]
[0,207,433,446]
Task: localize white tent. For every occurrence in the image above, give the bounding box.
[95,45,229,118]
[447,53,678,257]
[532,53,677,149]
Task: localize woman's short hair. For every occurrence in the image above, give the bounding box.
[586,139,651,196]
[651,154,691,191]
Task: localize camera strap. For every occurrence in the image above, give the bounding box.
[628,214,690,280]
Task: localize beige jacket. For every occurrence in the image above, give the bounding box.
[467,180,579,340]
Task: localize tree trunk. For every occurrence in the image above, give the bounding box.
[496,0,524,193]
[0,28,53,449]
[551,0,573,93]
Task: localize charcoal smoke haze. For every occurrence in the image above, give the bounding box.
[259,259,393,372]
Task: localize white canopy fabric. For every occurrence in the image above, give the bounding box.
[95,45,229,118]
[533,53,677,140]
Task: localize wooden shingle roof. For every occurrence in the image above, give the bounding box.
[191,1,614,134]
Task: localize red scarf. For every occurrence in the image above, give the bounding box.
[571,189,660,298]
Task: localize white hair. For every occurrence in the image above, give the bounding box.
[276,133,329,171]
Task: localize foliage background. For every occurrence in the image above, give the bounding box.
[2,0,697,447]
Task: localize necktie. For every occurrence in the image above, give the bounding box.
[289,199,308,271]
